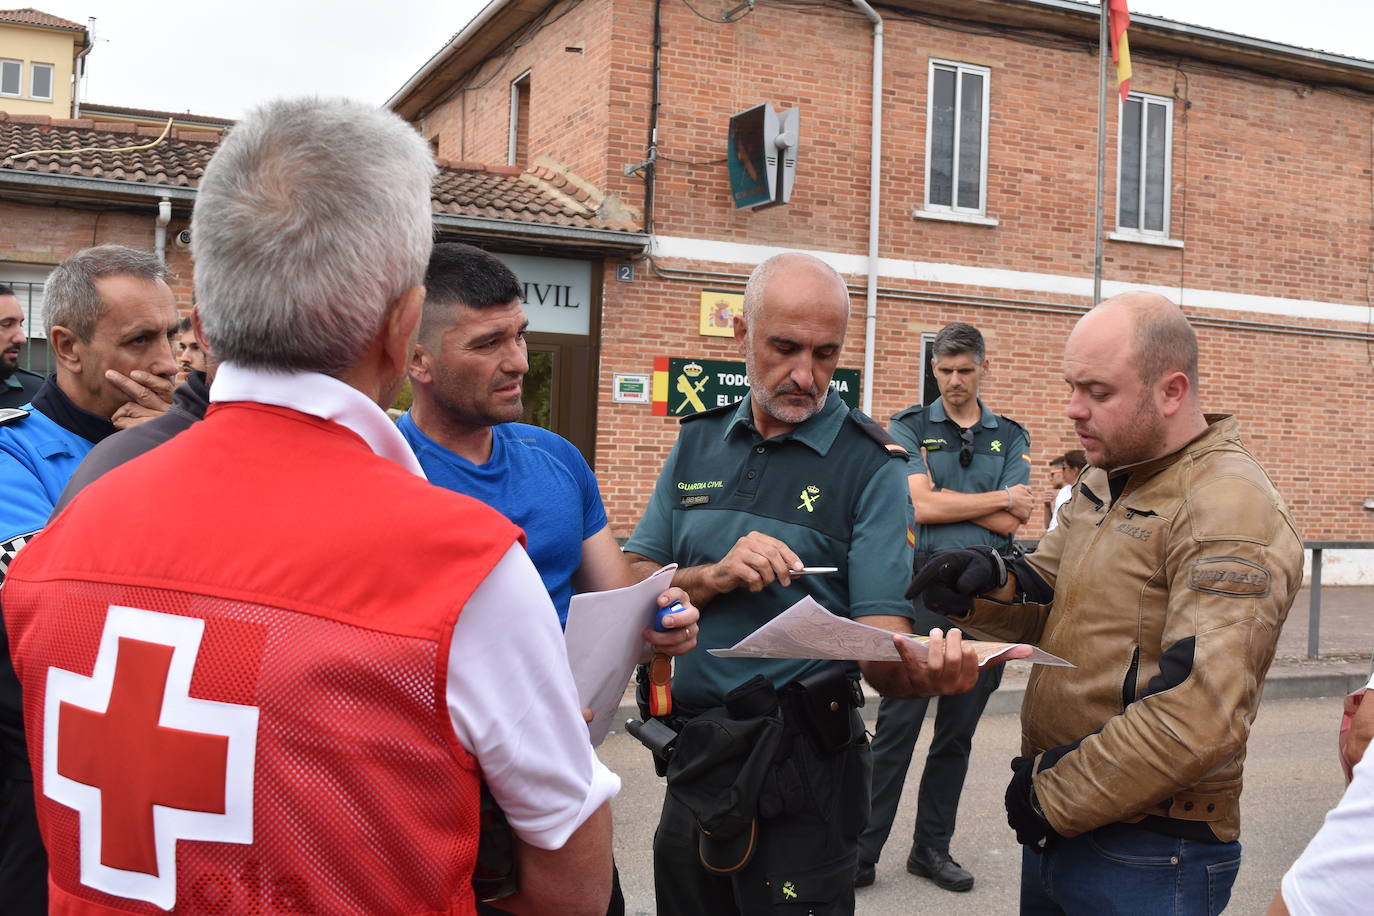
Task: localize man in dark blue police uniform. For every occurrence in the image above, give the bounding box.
[0,285,43,410]
[624,255,1028,916]
[0,246,178,915]
[856,321,1032,892]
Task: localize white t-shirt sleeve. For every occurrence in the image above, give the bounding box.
[1047,485,1073,532]
[446,543,620,850]
[1281,745,1374,915]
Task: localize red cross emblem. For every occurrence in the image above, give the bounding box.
[44,606,258,909]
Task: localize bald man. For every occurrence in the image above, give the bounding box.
[908,292,1302,914]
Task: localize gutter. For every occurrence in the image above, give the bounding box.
[0,170,198,202]
[430,213,648,252]
[1017,0,1374,73]
[0,172,648,253]
[386,0,512,113]
[851,0,882,416]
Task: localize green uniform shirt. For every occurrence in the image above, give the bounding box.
[889,398,1031,554]
[626,394,915,710]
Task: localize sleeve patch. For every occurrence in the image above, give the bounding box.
[1187,557,1270,598]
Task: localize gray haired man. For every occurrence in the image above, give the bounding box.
[3,98,616,915]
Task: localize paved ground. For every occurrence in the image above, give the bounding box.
[603,694,1350,915]
[600,586,1373,914]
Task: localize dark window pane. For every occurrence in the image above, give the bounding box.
[31,64,51,99]
[1118,98,1142,230]
[929,67,955,207]
[522,349,554,430]
[957,72,984,209]
[1144,102,1168,232]
[1,61,19,96]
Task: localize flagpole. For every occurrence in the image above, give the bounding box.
[1093,0,1108,306]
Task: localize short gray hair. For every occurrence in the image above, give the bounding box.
[44,245,166,342]
[742,253,850,326]
[192,98,437,374]
[931,322,985,363]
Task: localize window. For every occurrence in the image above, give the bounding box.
[0,59,20,97]
[923,60,991,218]
[30,62,53,100]
[507,70,531,167]
[916,332,939,406]
[1117,93,1173,237]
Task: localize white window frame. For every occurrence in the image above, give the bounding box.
[29,62,53,100]
[0,59,21,98]
[507,69,532,166]
[918,59,993,224]
[1113,91,1175,243]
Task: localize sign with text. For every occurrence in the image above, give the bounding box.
[493,252,593,336]
[613,373,651,404]
[651,357,860,417]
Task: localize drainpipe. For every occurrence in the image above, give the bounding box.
[72,18,94,119]
[154,197,171,266]
[851,0,883,416]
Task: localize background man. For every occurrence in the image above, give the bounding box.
[624,253,1027,916]
[400,241,697,915]
[0,284,43,409]
[1045,449,1085,532]
[400,242,697,640]
[51,308,216,516]
[911,292,1302,913]
[857,321,1032,892]
[3,98,616,915]
[174,314,207,384]
[0,245,177,556]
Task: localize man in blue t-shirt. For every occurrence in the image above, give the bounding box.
[399,242,698,636]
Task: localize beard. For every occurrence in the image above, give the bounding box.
[746,364,827,426]
[1091,392,1165,470]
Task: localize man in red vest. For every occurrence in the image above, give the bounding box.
[2,97,617,916]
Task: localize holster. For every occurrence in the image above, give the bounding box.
[779,662,863,757]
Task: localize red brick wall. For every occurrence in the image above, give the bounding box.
[419,0,616,180]
[425,0,1374,542]
[0,200,197,310]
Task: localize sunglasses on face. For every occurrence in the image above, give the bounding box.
[959,428,975,468]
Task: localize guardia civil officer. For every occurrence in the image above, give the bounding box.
[0,285,43,410]
[856,322,1032,891]
[624,253,1029,916]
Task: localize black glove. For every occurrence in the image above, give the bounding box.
[906,546,1008,614]
[1005,755,1056,853]
[1005,738,1083,852]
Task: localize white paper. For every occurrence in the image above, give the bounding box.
[565,564,679,746]
[707,596,1074,668]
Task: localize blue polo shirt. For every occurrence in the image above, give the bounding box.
[397,415,608,626]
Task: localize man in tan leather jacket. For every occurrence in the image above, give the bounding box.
[910,292,1302,915]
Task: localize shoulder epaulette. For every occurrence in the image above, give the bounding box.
[680,399,742,424]
[997,414,1028,437]
[891,404,927,423]
[0,407,29,426]
[847,409,909,460]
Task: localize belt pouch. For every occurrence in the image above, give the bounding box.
[782,663,855,756]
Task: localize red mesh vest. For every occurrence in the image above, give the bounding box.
[3,402,521,915]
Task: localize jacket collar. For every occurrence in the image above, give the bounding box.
[209,362,426,478]
[725,391,847,456]
[927,396,997,430]
[1106,414,1238,482]
[31,374,118,445]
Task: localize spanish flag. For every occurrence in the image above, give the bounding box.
[1109,0,1132,102]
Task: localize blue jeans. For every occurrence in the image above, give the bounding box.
[1019,822,1241,915]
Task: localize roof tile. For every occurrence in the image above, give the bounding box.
[0,114,639,233]
[0,8,85,31]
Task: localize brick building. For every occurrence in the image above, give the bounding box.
[389,0,1374,573]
